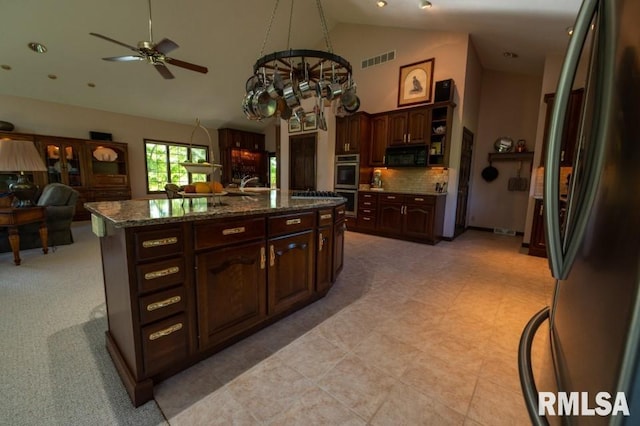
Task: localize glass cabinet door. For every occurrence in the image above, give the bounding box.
[42,139,85,187]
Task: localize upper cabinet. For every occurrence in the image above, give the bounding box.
[387,106,430,146]
[335,112,370,155]
[218,128,267,185]
[541,88,584,166]
[366,102,456,167]
[87,141,129,187]
[39,136,87,188]
[219,128,265,152]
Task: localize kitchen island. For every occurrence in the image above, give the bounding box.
[85,192,346,406]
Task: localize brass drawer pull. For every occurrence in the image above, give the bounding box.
[387,196,396,200]
[414,197,424,201]
[260,246,266,269]
[142,237,178,248]
[147,295,181,311]
[320,213,332,220]
[270,245,275,266]
[363,217,371,221]
[149,323,183,341]
[364,202,372,206]
[318,232,324,252]
[144,266,180,280]
[286,218,301,225]
[222,226,246,235]
[337,209,345,215]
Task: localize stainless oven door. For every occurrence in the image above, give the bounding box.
[334,189,357,217]
[334,155,359,189]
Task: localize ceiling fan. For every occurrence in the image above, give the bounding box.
[89,0,208,79]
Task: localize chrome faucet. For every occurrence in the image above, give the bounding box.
[240,175,259,189]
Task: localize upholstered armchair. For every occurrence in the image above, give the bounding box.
[0,183,79,252]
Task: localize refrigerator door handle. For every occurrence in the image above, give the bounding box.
[544,0,599,280]
[518,306,551,426]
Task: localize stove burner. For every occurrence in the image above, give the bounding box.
[291,191,345,199]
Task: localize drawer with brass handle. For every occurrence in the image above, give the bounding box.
[318,209,333,226]
[142,313,188,377]
[268,211,315,237]
[134,226,184,261]
[136,258,185,294]
[139,286,186,325]
[195,217,265,250]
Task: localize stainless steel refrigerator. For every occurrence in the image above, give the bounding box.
[518,0,640,424]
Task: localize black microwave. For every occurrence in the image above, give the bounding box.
[384,145,428,167]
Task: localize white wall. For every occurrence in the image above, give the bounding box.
[467,71,542,232]
[0,94,219,199]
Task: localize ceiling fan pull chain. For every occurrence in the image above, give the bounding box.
[315,0,333,53]
[259,0,280,59]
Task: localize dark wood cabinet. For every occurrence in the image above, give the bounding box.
[335,112,370,155]
[540,89,584,166]
[529,199,547,257]
[387,106,430,146]
[196,240,267,349]
[428,104,454,167]
[354,191,445,245]
[316,209,334,293]
[369,114,388,166]
[333,219,345,281]
[218,128,267,185]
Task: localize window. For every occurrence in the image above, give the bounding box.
[144,139,209,193]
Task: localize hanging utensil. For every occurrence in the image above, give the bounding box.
[508,161,529,191]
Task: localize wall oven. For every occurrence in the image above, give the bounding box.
[334,154,359,189]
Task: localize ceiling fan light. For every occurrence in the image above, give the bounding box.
[419,0,432,9]
[376,0,387,7]
[28,42,47,53]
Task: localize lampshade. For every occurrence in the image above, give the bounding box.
[0,138,47,172]
[0,138,47,207]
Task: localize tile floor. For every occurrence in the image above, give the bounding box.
[154,230,556,425]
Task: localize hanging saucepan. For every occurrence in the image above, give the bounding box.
[341,87,360,113]
[245,76,260,93]
[242,91,260,120]
[326,82,343,100]
[252,87,277,118]
[277,98,292,120]
[316,62,331,99]
[481,161,499,182]
[283,84,300,108]
[292,106,306,121]
[266,71,285,99]
[298,80,314,99]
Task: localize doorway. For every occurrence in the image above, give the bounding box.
[455,127,474,237]
[289,133,316,190]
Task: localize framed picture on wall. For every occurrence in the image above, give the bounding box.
[397,58,435,107]
[302,113,317,131]
[288,118,302,133]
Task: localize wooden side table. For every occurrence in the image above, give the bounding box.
[0,206,48,265]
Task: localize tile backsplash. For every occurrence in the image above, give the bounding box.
[373,168,449,193]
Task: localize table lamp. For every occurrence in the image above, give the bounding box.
[0,138,47,207]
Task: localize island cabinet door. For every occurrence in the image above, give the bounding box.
[267,230,315,315]
[316,224,334,293]
[332,220,345,282]
[195,241,267,350]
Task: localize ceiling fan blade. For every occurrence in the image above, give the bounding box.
[154,38,179,55]
[90,32,139,52]
[153,63,175,79]
[165,57,208,74]
[102,55,145,62]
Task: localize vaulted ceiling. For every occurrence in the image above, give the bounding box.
[0,0,581,131]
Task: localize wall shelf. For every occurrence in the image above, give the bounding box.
[487,152,534,163]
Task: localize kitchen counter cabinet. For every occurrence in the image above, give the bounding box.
[388,106,430,146]
[86,196,345,407]
[335,112,370,155]
[369,114,389,166]
[353,191,445,245]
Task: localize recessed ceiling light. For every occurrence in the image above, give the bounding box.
[419,0,432,9]
[1,64,11,71]
[88,82,96,88]
[28,42,47,53]
[47,74,57,80]
[503,51,519,59]
[376,0,387,7]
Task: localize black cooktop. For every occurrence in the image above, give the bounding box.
[290,191,345,199]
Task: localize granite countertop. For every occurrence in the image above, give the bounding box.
[85,190,345,228]
[358,189,447,196]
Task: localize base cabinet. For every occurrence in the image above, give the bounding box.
[96,202,346,407]
[529,199,547,257]
[196,241,267,350]
[354,191,445,245]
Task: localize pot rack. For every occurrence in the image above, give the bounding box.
[243,0,357,125]
[179,118,222,176]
